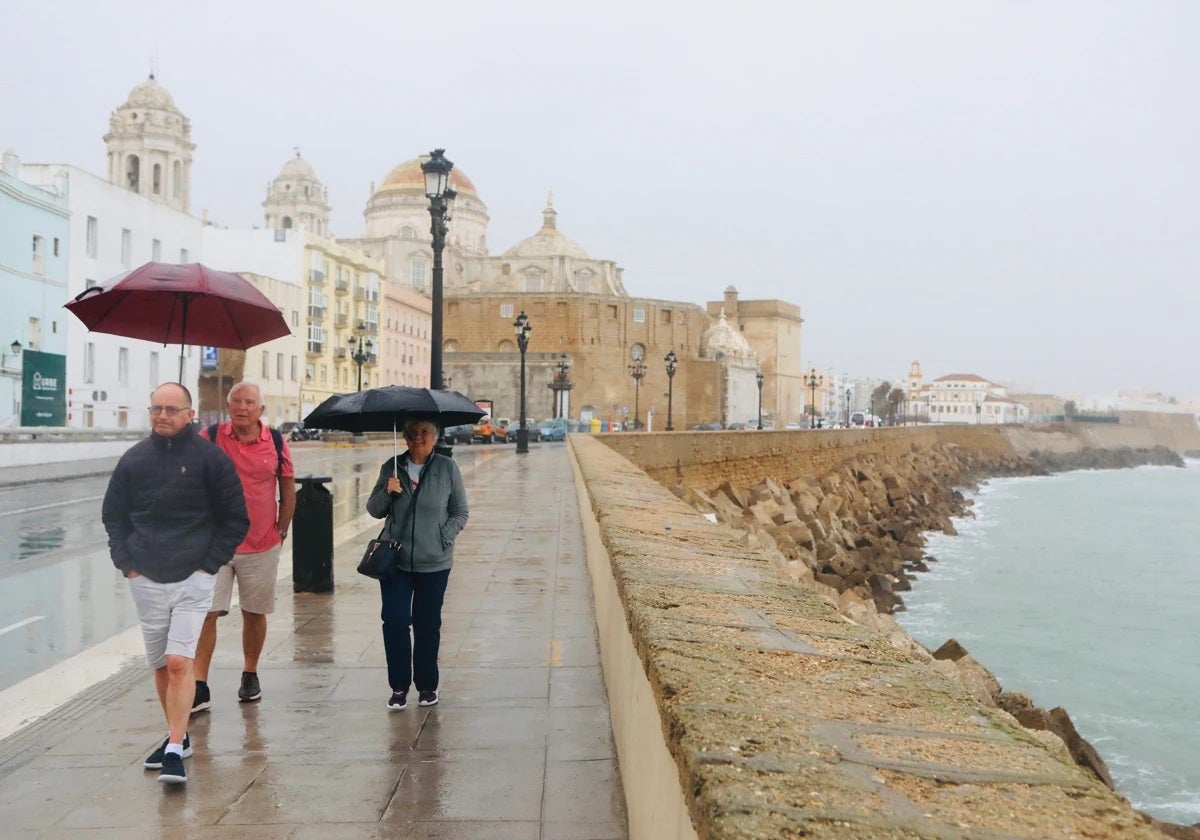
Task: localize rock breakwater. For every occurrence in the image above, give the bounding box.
[674,440,1195,835]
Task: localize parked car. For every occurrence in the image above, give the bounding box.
[279,421,316,441]
[441,423,473,445]
[538,421,566,442]
[506,420,541,443]
[471,416,507,443]
[690,422,723,431]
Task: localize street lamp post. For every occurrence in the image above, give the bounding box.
[549,353,572,419]
[514,311,532,454]
[627,357,647,430]
[755,370,764,430]
[803,367,823,429]
[420,149,456,390]
[844,387,851,426]
[350,324,374,392]
[664,350,677,431]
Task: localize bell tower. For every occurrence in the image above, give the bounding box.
[103,75,195,213]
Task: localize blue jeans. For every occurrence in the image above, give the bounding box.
[379,569,450,693]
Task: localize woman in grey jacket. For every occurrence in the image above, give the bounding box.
[366,417,469,710]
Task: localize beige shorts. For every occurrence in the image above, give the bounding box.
[210,545,281,616]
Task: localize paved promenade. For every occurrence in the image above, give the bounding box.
[0,444,627,839]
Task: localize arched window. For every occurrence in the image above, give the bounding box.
[172,161,182,197]
[443,339,458,352]
[152,164,162,195]
[498,339,515,352]
[126,155,140,191]
[401,225,416,239]
[282,217,293,229]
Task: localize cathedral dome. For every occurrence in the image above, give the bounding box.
[701,310,755,361]
[121,75,180,113]
[278,154,318,180]
[375,157,478,198]
[502,195,590,259]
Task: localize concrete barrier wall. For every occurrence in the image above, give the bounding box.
[568,430,1168,839]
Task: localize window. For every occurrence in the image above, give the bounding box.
[262,351,270,378]
[32,235,44,274]
[411,258,427,289]
[152,239,162,261]
[276,353,284,379]
[500,303,514,318]
[291,355,298,381]
[172,160,182,197]
[180,248,189,262]
[633,307,646,323]
[84,343,95,383]
[53,238,60,257]
[149,352,159,385]
[86,217,98,257]
[121,228,132,268]
[152,164,162,195]
[118,347,129,385]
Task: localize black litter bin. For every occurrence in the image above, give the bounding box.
[293,474,334,593]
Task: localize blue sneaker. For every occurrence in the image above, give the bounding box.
[144,733,192,769]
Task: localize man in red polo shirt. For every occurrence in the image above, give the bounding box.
[193,381,296,711]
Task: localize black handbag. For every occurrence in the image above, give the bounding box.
[357,518,404,579]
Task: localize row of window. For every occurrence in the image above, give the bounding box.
[83,216,189,266]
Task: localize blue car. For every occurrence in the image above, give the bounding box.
[538,423,566,442]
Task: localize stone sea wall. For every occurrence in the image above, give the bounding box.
[577,424,1195,839]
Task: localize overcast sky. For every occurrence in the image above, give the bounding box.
[4,1,1197,398]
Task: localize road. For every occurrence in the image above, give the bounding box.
[0,441,503,693]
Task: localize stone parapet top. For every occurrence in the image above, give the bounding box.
[570,434,1165,839]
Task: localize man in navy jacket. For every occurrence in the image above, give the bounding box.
[103,382,249,786]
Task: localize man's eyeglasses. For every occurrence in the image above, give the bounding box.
[403,428,435,439]
[149,405,188,417]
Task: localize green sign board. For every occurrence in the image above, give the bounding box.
[21,350,67,426]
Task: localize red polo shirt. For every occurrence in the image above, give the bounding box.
[202,421,295,554]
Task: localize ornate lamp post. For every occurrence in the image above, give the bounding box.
[420,149,456,390]
[627,346,647,431]
[514,311,532,454]
[664,350,678,431]
[350,323,373,392]
[755,370,764,430]
[549,353,572,419]
[803,367,823,429]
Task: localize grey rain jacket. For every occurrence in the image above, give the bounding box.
[366,452,468,574]
[103,423,250,583]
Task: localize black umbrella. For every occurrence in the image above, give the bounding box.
[304,386,486,473]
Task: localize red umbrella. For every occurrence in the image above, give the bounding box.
[65,262,291,380]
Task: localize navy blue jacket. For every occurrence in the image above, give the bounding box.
[103,423,250,582]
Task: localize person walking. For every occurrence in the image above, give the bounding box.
[366,417,469,710]
[194,381,296,711]
[102,382,249,786]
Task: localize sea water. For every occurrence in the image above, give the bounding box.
[896,460,1200,825]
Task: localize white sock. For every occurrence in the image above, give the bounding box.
[164,743,183,757]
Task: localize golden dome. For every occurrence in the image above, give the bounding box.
[377,157,477,197]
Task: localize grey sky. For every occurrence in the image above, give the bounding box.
[4,1,1196,398]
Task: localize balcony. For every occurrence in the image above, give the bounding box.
[308,270,325,286]
[335,278,349,295]
[305,342,323,357]
[306,306,326,322]
[334,313,348,328]
[333,346,347,359]
[353,287,380,303]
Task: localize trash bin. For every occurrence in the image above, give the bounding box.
[293,474,334,593]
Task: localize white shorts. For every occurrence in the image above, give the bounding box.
[128,571,216,670]
[210,545,281,616]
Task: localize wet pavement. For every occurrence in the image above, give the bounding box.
[0,443,628,839]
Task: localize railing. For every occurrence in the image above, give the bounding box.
[306,342,323,356]
[334,313,348,328]
[335,279,349,294]
[308,270,325,285]
[0,427,145,443]
[306,306,326,321]
[333,347,347,359]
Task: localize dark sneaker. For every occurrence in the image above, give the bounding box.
[158,752,187,784]
[417,689,439,707]
[387,691,407,711]
[191,681,211,715]
[145,733,192,770]
[238,671,261,703]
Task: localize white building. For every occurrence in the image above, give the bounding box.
[907,365,1029,425]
